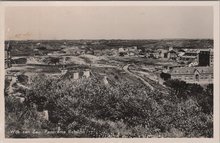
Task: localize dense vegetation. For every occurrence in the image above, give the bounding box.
[5,76,213,138]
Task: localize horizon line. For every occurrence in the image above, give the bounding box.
[5,38,214,41]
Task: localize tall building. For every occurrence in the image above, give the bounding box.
[5,43,12,69]
[210,49,213,67]
[198,49,211,66]
[198,50,210,66]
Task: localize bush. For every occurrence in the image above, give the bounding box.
[17,74,29,85]
[160,72,171,81]
[12,58,27,64]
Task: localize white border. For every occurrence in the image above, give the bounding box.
[0,1,219,143]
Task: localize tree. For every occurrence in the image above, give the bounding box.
[37,46,47,50]
[164,79,188,99]
[48,57,60,65]
[198,84,213,114]
[160,72,171,81]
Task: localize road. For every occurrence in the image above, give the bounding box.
[123,64,154,91]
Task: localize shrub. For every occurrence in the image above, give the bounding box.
[160,72,171,81]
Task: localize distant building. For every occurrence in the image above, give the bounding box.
[210,49,213,67]
[61,68,68,75]
[118,46,138,57]
[157,49,169,59]
[177,49,186,57]
[167,50,178,60]
[180,49,199,61]
[61,69,90,80]
[157,48,178,60]
[110,49,118,56]
[128,46,138,52]
[5,43,12,69]
[145,52,150,58]
[128,51,135,56]
[73,49,85,55]
[153,52,160,59]
[198,49,212,66]
[170,66,213,84]
[168,46,174,51]
[118,47,125,53]
[94,50,103,56]
[188,61,199,67]
[128,46,138,56]
[86,50,94,55]
[198,50,210,66]
[148,52,159,59]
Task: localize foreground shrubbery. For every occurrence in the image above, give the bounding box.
[5,75,213,138]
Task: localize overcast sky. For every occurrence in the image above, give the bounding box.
[5,6,213,40]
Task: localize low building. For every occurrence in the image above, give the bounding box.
[177,49,186,57]
[61,69,90,80]
[94,50,103,56]
[128,51,135,56]
[167,50,178,60]
[180,55,197,62]
[180,49,199,62]
[118,47,125,53]
[85,50,94,55]
[119,46,138,57]
[157,48,178,60]
[153,52,160,59]
[148,52,159,59]
[170,66,213,84]
[157,49,169,59]
[168,46,174,51]
[128,46,138,52]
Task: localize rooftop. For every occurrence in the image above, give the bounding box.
[170,66,213,75]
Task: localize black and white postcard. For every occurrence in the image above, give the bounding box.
[0,1,219,143]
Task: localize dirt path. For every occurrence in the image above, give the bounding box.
[123,64,154,91]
